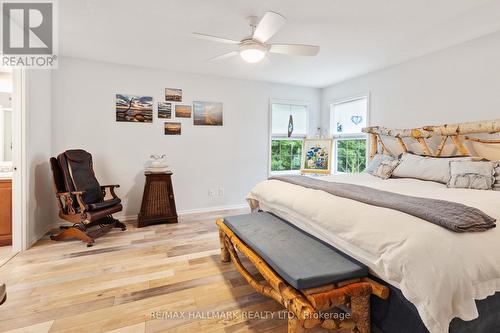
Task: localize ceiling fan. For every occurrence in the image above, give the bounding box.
[193,11,320,63]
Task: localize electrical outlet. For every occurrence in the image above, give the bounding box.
[208,189,216,197]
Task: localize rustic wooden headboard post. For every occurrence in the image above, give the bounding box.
[369,133,378,160]
[363,119,500,159]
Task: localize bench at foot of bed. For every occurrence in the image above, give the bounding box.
[216,213,389,333]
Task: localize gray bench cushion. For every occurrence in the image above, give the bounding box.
[224,212,368,290]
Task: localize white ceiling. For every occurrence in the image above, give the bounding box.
[59,0,500,88]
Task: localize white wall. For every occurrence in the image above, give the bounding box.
[44,30,500,239]
[321,31,500,131]
[25,69,54,245]
[52,57,321,217]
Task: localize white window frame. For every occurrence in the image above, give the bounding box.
[268,99,310,176]
[330,93,370,173]
[0,108,13,163]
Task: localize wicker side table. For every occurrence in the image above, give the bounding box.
[138,171,178,227]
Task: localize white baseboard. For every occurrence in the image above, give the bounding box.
[115,203,249,222]
[28,221,63,248]
[177,203,249,215]
[28,203,249,248]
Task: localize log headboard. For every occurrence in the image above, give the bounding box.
[362,119,500,160]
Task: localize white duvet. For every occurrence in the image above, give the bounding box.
[247,173,500,333]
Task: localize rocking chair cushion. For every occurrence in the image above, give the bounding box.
[59,150,103,206]
[87,198,121,211]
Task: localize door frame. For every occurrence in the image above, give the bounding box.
[11,68,27,252]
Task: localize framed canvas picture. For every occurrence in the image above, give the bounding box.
[164,122,181,135]
[165,88,182,102]
[301,139,332,174]
[175,105,191,118]
[158,102,172,118]
[116,94,153,123]
[193,101,223,126]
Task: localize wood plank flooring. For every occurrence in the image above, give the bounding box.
[0,209,331,333]
[0,246,14,267]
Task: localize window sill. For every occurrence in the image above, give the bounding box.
[269,170,301,176]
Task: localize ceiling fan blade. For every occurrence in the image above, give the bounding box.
[192,33,240,44]
[268,44,320,56]
[208,51,239,61]
[253,11,286,43]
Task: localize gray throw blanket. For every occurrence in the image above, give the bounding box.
[269,175,496,232]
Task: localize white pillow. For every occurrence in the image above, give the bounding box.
[491,162,500,191]
[448,161,495,190]
[392,153,471,184]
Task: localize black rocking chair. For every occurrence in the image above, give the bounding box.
[49,149,126,246]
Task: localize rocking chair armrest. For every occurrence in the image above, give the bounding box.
[101,184,120,189]
[56,191,87,214]
[101,184,120,198]
[56,190,85,197]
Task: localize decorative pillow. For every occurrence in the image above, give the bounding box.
[392,153,471,184]
[373,159,400,179]
[448,161,495,190]
[494,163,500,191]
[365,154,395,174]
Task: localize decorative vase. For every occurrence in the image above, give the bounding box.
[147,155,169,172]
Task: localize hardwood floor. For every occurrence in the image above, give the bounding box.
[0,245,15,267]
[0,209,330,333]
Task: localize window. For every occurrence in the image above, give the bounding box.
[336,138,367,173]
[0,70,12,168]
[330,96,368,173]
[270,102,308,173]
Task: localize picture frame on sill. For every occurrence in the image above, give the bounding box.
[300,138,332,174]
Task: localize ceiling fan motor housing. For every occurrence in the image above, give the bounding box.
[240,39,268,51]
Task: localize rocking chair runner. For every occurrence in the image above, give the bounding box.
[50,149,126,246]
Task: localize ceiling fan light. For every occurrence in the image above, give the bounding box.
[240,49,265,63]
[240,44,266,63]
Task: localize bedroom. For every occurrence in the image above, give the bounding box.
[0,0,499,332]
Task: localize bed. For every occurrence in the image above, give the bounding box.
[247,120,500,333]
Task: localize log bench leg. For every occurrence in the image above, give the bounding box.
[288,317,306,333]
[219,229,230,262]
[351,294,370,333]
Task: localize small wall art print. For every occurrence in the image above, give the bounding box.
[193,101,223,126]
[175,105,192,118]
[158,102,172,119]
[165,88,182,102]
[116,94,153,123]
[164,122,181,135]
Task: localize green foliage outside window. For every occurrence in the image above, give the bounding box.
[271,139,302,172]
[271,138,366,173]
[337,139,366,173]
